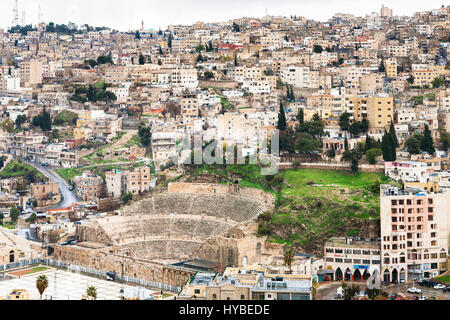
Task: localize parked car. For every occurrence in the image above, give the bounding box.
[42,162,49,167]
[389,293,398,300]
[418,279,429,286]
[412,296,419,300]
[106,271,116,281]
[434,284,446,290]
[68,186,74,191]
[407,287,422,294]
[429,296,436,300]
[443,287,450,293]
[418,296,427,300]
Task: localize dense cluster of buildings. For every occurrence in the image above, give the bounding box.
[0,3,449,300]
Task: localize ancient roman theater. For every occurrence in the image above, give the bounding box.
[53,183,278,289]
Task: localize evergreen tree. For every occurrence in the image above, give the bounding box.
[10,205,20,223]
[421,124,435,155]
[277,102,287,131]
[39,107,52,131]
[298,108,304,126]
[382,130,396,161]
[139,54,145,65]
[344,136,349,152]
[379,59,385,72]
[168,33,173,48]
[234,54,238,67]
[351,157,359,174]
[159,46,163,54]
[365,134,373,152]
[360,117,369,134]
[339,112,351,132]
[389,121,399,148]
[135,31,141,40]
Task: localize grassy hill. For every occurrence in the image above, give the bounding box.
[180,164,394,254]
[0,160,46,182]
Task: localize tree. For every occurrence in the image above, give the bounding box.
[283,249,294,274]
[360,118,369,134]
[405,133,422,154]
[313,45,323,53]
[432,77,444,89]
[138,123,151,147]
[344,136,349,152]
[232,22,240,32]
[139,54,145,65]
[339,112,351,132]
[379,59,385,72]
[421,124,435,155]
[0,212,4,225]
[234,54,238,67]
[277,102,287,131]
[341,282,360,300]
[26,213,37,223]
[366,148,382,165]
[10,205,20,224]
[382,130,396,161]
[195,44,205,52]
[439,131,449,151]
[407,74,415,85]
[168,33,173,48]
[327,148,336,159]
[351,157,359,174]
[204,71,214,80]
[196,53,204,63]
[86,286,97,300]
[349,122,361,137]
[121,192,133,204]
[389,121,399,148]
[97,55,113,65]
[36,275,49,300]
[32,107,52,132]
[135,31,141,40]
[297,108,304,126]
[15,114,27,128]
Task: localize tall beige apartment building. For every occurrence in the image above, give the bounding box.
[366,94,394,132]
[380,185,449,282]
[385,58,398,79]
[19,60,43,87]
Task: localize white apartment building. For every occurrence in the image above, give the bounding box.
[280,65,310,88]
[380,185,449,282]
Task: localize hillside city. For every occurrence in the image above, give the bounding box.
[0,2,449,301]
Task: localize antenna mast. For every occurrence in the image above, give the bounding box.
[12,0,19,26]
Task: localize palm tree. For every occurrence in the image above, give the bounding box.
[283,249,295,274]
[312,281,319,300]
[86,286,97,300]
[36,275,48,300]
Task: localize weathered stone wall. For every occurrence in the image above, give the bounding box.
[53,244,195,287]
[279,162,384,174]
[194,234,285,270]
[167,182,274,207]
[76,223,113,245]
[199,80,239,89]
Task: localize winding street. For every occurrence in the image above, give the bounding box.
[22,159,80,209]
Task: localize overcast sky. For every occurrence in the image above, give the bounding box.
[0,0,446,31]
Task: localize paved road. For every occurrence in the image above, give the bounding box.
[316,281,450,300]
[23,160,80,209]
